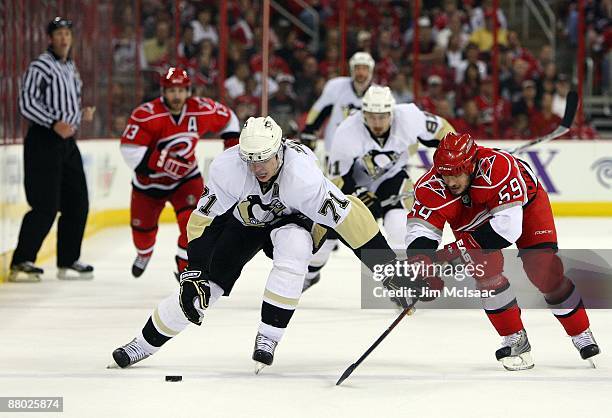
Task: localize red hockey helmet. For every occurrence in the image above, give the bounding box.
[433,132,478,176]
[160,67,191,89]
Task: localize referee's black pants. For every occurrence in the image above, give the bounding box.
[11,124,89,267]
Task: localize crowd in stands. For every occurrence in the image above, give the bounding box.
[109,0,610,140]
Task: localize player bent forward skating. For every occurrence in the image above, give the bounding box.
[110,117,403,373]
[401,132,600,370]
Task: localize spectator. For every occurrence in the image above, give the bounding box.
[503,113,532,139]
[475,77,512,135]
[269,74,298,136]
[389,72,414,104]
[191,7,218,46]
[234,77,260,121]
[503,58,531,104]
[178,24,199,61]
[470,0,507,30]
[224,62,250,100]
[530,92,562,138]
[230,8,255,49]
[507,31,539,79]
[419,75,447,113]
[468,11,508,54]
[452,99,487,138]
[455,63,481,109]
[294,55,320,112]
[455,43,487,84]
[437,12,470,50]
[355,30,373,55]
[512,79,541,121]
[319,45,341,78]
[445,32,465,79]
[142,20,171,68]
[552,73,571,118]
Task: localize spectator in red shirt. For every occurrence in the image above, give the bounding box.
[452,99,488,139]
[455,63,481,110]
[530,92,562,138]
[475,77,512,135]
[507,31,540,79]
[318,45,340,78]
[419,75,446,113]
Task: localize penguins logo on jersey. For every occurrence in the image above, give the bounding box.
[361,150,400,180]
[237,184,286,226]
[341,103,361,119]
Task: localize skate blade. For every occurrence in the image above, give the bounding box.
[254,362,267,375]
[500,352,534,371]
[57,271,94,280]
[106,361,120,369]
[8,272,42,283]
[588,358,596,369]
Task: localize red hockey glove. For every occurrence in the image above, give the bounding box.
[407,254,445,302]
[156,149,196,180]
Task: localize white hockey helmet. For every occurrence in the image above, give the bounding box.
[362,86,396,114]
[239,116,283,163]
[349,51,375,79]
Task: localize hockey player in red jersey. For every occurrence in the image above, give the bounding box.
[405,132,600,370]
[120,67,240,278]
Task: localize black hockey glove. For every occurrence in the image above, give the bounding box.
[381,260,423,309]
[179,268,211,325]
[298,132,318,151]
[356,188,382,219]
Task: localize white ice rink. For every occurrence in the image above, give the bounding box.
[1,218,611,418]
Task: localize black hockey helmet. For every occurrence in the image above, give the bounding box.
[47,17,73,35]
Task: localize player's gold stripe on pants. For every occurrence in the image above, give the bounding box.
[153,307,180,336]
[263,289,300,307]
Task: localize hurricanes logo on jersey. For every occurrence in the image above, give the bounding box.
[421,176,447,199]
[475,155,496,185]
[361,150,399,180]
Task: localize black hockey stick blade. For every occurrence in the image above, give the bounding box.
[561,90,579,129]
[336,306,413,386]
[336,363,358,386]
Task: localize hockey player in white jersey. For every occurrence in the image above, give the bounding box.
[299,51,375,153]
[111,116,404,373]
[303,86,456,291]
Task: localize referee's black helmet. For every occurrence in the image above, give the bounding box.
[47,17,73,35]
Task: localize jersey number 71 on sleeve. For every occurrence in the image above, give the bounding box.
[318,191,350,223]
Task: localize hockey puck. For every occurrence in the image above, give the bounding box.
[165,375,182,382]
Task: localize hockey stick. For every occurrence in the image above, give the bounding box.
[380,191,414,208]
[508,91,579,154]
[336,303,415,386]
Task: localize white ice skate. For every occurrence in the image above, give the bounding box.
[495,329,534,371]
[253,332,278,374]
[108,338,152,368]
[131,254,152,278]
[572,328,600,368]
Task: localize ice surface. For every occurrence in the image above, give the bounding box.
[0,218,610,417]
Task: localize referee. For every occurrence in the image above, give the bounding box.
[9,17,95,282]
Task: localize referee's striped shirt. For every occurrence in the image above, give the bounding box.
[19,48,82,129]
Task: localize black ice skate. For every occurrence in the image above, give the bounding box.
[131,254,152,278]
[572,328,600,368]
[302,273,320,292]
[8,262,43,282]
[253,332,278,374]
[57,261,94,280]
[109,338,152,368]
[495,329,534,371]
